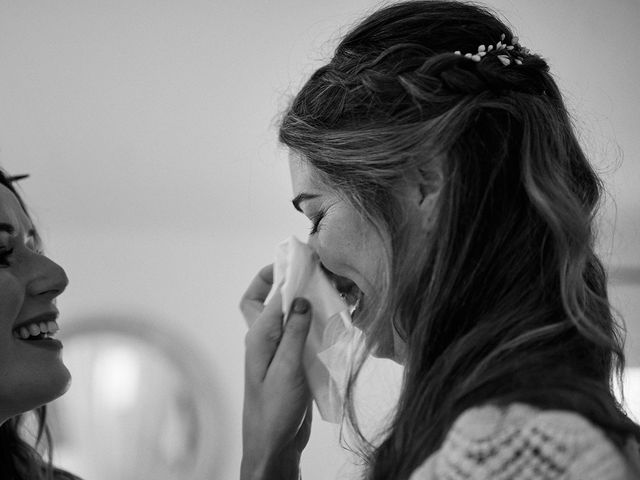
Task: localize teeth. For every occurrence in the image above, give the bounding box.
[14,320,60,339]
[349,296,362,317]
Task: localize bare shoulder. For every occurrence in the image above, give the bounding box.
[409,403,638,480]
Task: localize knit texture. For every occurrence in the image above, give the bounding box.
[409,403,639,480]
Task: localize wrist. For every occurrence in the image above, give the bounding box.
[241,448,301,480]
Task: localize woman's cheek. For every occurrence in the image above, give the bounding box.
[311,229,346,272]
[0,275,23,324]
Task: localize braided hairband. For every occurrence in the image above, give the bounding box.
[454,33,530,66]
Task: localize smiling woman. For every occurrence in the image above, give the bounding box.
[0,169,79,480]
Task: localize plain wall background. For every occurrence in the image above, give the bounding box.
[0,1,638,479]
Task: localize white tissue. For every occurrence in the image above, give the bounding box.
[272,236,361,423]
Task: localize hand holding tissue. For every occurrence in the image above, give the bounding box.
[271,236,362,423]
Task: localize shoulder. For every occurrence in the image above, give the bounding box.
[410,403,638,480]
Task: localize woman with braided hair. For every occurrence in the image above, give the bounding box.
[0,170,80,480]
[240,1,640,479]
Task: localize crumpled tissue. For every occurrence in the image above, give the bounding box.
[271,236,362,423]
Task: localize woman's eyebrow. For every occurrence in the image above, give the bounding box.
[292,193,321,212]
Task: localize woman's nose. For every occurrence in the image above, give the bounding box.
[27,255,69,299]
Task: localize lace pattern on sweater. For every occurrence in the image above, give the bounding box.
[409,403,635,480]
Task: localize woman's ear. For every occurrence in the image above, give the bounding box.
[417,184,440,232]
[415,167,442,232]
[402,166,442,232]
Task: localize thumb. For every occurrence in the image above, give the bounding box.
[273,297,312,368]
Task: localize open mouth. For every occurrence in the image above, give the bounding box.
[13,320,60,341]
[321,264,364,319]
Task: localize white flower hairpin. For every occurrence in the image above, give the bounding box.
[454,33,529,66]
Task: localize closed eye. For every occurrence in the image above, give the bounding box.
[309,210,326,235]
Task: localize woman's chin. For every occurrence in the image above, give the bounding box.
[52,364,73,398]
[372,344,405,364]
[360,324,406,364]
[26,364,72,410]
[0,364,71,421]
[362,331,396,362]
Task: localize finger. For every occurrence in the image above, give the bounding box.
[272,297,312,372]
[245,290,284,381]
[296,400,314,448]
[298,399,313,433]
[239,264,274,328]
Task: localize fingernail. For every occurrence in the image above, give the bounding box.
[292,297,310,314]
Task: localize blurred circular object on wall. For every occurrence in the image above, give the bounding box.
[48,315,228,480]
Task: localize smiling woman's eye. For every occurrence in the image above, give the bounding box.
[0,247,14,267]
[0,231,14,267]
[25,236,42,255]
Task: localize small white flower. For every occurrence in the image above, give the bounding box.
[497,55,511,66]
[451,34,529,68]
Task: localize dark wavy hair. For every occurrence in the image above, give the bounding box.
[279,1,640,478]
[0,170,80,480]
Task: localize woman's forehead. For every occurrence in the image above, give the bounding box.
[0,184,33,234]
[288,155,327,193]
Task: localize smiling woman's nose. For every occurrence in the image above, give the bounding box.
[27,255,69,298]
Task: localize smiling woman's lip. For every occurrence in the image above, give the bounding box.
[18,337,63,351]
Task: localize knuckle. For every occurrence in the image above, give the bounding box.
[285,317,310,337]
[244,329,258,348]
[244,324,282,350]
[240,305,256,323]
[286,320,305,334]
[273,357,302,380]
[265,328,282,346]
[258,264,274,282]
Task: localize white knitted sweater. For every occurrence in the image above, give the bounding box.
[409,403,640,480]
